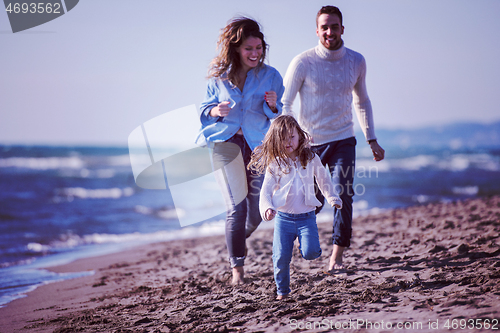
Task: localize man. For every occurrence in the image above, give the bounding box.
[282,5,385,272]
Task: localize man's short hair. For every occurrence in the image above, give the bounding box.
[316,6,343,26]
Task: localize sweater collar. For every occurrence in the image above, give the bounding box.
[315,41,346,61]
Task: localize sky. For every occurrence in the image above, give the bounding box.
[1,0,499,147]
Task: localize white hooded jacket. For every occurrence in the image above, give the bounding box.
[259,154,342,221]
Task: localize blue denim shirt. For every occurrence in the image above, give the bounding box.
[196,64,284,151]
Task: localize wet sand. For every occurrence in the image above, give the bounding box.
[1,196,499,332]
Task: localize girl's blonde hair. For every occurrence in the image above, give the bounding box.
[248,115,314,175]
[208,17,267,87]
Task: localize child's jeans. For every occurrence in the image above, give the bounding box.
[273,211,322,296]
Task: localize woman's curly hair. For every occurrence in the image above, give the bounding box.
[208,17,267,86]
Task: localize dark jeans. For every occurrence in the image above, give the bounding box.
[212,134,263,268]
[312,137,356,248]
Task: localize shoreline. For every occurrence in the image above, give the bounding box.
[0,196,499,332]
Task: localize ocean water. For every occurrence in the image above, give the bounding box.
[0,143,499,307]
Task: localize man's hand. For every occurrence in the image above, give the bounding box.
[369,140,385,161]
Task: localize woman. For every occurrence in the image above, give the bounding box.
[197,17,284,284]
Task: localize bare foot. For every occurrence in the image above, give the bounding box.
[231,266,244,285]
[328,244,346,271]
[276,294,289,300]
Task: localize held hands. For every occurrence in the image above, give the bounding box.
[265,208,276,221]
[210,101,231,117]
[369,140,385,161]
[264,91,278,112]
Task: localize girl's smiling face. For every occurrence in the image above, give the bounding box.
[236,36,263,73]
[285,127,300,159]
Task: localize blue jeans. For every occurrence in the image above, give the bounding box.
[212,134,263,268]
[312,137,356,248]
[273,211,322,296]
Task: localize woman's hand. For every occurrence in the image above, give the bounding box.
[265,208,276,221]
[264,91,278,112]
[209,101,231,117]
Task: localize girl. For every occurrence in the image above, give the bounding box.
[248,115,341,299]
[197,17,284,285]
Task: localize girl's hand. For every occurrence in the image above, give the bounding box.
[264,91,278,112]
[265,208,276,221]
[210,101,231,117]
[330,201,342,209]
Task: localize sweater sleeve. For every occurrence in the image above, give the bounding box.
[282,55,306,116]
[352,55,377,142]
[259,166,278,221]
[312,155,342,209]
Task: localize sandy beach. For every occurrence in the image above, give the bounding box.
[1,196,499,333]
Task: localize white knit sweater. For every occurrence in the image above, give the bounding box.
[282,42,377,145]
